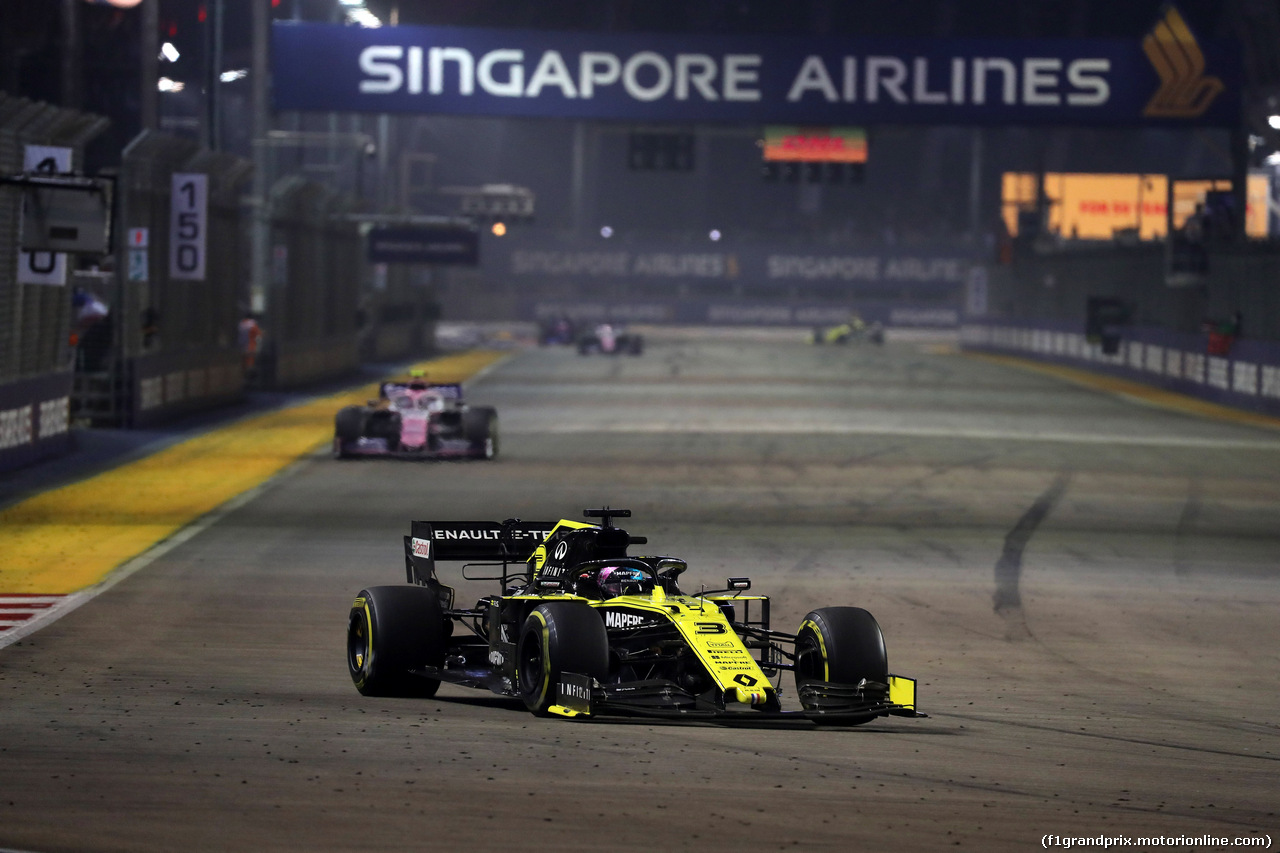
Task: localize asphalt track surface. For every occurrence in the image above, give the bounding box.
[1,331,1278,852]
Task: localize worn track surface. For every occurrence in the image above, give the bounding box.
[2,335,1278,851]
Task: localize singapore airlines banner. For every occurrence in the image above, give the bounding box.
[484,239,973,327]
[272,11,1239,126]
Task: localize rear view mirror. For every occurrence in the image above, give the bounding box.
[727,577,751,591]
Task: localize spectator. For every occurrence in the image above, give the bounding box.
[238,313,264,379]
[1203,312,1242,357]
[71,287,112,371]
[140,307,160,349]
[1176,205,1210,274]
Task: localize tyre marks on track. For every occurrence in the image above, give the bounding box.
[993,472,1071,640]
[1173,476,1203,578]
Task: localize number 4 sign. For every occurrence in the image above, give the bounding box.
[17,145,71,286]
[170,173,207,281]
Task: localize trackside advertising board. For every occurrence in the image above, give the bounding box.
[366,225,479,264]
[272,10,1238,127]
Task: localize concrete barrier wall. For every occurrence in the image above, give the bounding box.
[129,348,244,428]
[0,372,73,473]
[0,95,107,472]
[271,337,359,389]
[961,320,1280,418]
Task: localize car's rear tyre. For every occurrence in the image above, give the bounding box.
[463,406,499,459]
[348,585,445,698]
[334,406,366,457]
[794,606,888,723]
[517,603,608,716]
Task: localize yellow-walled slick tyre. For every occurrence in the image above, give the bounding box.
[795,606,889,723]
[347,585,444,698]
[517,603,608,716]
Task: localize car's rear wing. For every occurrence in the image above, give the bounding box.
[380,381,463,399]
[404,520,559,584]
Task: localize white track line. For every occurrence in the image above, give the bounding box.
[499,420,1280,449]
[0,353,506,650]
[0,595,67,633]
[0,460,307,652]
[0,356,505,651]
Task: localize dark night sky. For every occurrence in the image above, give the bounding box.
[1,1,1263,103]
[3,0,1273,245]
[364,0,1234,39]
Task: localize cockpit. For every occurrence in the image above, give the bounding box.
[532,521,687,598]
[571,560,657,600]
[390,393,445,413]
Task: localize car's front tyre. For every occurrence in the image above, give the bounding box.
[334,406,366,458]
[517,603,608,716]
[794,606,888,722]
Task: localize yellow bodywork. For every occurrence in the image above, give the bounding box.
[526,519,596,577]
[888,674,916,712]
[524,518,775,709]
[593,593,774,706]
[517,519,920,718]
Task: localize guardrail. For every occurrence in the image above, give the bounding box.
[0,94,108,472]
[961,321,1280,418]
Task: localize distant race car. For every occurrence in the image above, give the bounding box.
[346,508,922,723]
[333,377,498,460]
[537,316,578,346]
[812,315,884,345]
[578,323,643,356]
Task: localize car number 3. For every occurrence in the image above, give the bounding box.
[695,622,726,634]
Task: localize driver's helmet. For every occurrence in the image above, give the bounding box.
[597,565,652,599]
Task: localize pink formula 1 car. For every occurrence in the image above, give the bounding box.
[334,379,498,460]
[577,323,643,356]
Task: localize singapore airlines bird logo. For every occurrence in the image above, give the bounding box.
[1142,6,1224,118]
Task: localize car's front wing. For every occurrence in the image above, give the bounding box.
[407,652,924,724]
[335,437,480,459]
[546,671,923,722]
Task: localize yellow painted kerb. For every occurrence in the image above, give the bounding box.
[965,351,1280,434]
[0,350,507,595]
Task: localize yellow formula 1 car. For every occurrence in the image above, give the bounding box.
[347,508,921,724]
[812,314,885,345]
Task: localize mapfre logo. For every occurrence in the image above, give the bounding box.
[1141,6,1224,118]
[411,537,431,558]
[604,611,648,629]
